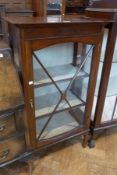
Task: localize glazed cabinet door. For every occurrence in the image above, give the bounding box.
[24,39,101,148]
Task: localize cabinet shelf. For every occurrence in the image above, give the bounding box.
[33,64,88,87]
[36,109,84,140]
[35,89,85,118]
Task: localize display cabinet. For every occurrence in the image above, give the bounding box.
[86,0,117,147]
[4,15,106,151]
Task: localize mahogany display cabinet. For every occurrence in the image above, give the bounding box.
[85,0,117,147]
[4,15,106,151]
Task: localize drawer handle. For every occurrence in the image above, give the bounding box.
[0,149,10,161]
[0,125,6,134]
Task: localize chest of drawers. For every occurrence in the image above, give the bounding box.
[0,58,25,166]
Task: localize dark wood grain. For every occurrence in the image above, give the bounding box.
[0,134,25,164]
[0,113,16,139]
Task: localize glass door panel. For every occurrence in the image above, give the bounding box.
[36,110,83,140]
[32,42,93,141]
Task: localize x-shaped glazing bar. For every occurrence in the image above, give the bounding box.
[33,45,94,140]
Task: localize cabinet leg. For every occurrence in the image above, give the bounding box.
[27,160,34,175]
[82,134,88,148]
[88,122,95,148]
[20,157,34,175]
[88,136,95,148]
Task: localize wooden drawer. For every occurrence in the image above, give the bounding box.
[0,114,16,139]
[0,113,16,139]
[0,108,25,139]
[0,134,25,164]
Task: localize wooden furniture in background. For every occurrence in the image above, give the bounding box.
[0,4,34,61]
[32,0,64,16]
[86,0,117,147]
[0,58,25,166]
[32,0,89,16]
[65,0,89,14]
[0,5,11,58]
[0,0,32,9]
[6,7,34,16]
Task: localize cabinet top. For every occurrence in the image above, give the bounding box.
[4,15,109,27]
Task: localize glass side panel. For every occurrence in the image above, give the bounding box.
[86,30,117,122]
[95,62,117,97]
[32,42,93,141]
[101,36,117,122]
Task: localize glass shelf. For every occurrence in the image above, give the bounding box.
[34,81,85,118]
[33,64,88,87]
[36,108,85,140]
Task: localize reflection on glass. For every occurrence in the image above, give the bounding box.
[48,0,61,10]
